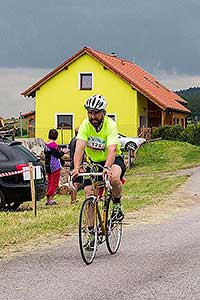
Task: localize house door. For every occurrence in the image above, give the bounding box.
[140,115,146,128]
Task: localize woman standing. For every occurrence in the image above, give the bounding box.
[44,129,64,205]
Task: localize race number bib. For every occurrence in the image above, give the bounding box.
[87,136,105,150]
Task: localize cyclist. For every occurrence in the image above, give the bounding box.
[72,94,126,222]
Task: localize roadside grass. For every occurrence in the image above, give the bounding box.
[122,174,186,212]
[134,140,200,174]
[0,140,199,257]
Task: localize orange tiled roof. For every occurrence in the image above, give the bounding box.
[21,47,190,113]
[21,111,35,117]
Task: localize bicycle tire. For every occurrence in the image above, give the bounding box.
[105,197,122,254]
[79,197,98,265]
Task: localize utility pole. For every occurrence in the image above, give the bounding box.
[19,112,23,137]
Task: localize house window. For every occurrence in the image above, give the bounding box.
[107,114,116,121]
[140,116,146,127]
[79,73,93,90]
[56,114,73,129]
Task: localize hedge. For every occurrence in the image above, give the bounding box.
[152,124,200,146]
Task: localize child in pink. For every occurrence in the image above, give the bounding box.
[44,129,64,205]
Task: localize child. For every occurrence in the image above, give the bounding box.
[44,129,64,205]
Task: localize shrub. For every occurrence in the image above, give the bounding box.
[152,125,183,141]
[153,124,200,146]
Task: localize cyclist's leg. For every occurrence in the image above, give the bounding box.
[110,156,126,221]
[84,185,93,198]
[110,164,122,198]
[71,175,82,204]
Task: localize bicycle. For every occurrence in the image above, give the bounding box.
[68,163,123,265]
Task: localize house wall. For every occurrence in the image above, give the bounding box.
[36,54,139,143]
[148,102,162,127]
[172,111,186,128]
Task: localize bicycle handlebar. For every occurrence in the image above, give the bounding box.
[68,171,112,190]
[72,172,103,177]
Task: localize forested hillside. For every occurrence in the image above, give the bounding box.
[176,87,200,119]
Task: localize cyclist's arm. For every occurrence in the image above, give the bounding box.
[73,139,86,173]
[104,144,117,169]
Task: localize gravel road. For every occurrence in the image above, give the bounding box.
[1,167,200,300]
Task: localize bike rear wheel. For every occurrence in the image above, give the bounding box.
[79,197,98,265]
[106,197,122,254]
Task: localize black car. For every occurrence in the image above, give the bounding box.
[0,139,46,211]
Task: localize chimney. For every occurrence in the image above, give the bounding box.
[111,52,117,57]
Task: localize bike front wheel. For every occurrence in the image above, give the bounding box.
[79,197,98,265]
[106,198,122,254]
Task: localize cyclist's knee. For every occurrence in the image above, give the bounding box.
[110,174,121,186]
[84,185,92,198]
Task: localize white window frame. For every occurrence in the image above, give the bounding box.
[107,113,117,122]
[78,72,94,90]
[55,113,74,130]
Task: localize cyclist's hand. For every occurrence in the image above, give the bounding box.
[71,167,80,179]
[71,166,85,179]
[103,166,112,180]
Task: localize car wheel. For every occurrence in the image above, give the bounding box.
[0,190,6,211]
[6,200,21,212]
[125,142,137,151]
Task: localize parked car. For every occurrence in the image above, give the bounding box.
[0,139,46,211]
[118,133,146,151]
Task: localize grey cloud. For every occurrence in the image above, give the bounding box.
[0,0,199,75]
[0,68,50,118]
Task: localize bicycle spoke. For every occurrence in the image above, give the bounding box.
[79,197,98,265]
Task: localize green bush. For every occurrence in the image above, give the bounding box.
[180,125,195,144]
[152,125,183,141]
[152,125,170,139]
[153,124,200,146]
[15,128,27,137]
[180,124,200,146]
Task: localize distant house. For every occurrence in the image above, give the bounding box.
[21,47,190,144]
[21,111,35,138]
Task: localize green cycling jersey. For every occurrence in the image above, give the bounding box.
[77,116,121,162]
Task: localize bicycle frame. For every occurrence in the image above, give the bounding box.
[96,185,112,238]
[78,172,112,238]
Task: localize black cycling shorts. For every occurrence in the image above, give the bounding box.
[84,155,126,187]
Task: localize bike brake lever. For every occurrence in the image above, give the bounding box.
[68,174,76,191]
[104,174,112,189]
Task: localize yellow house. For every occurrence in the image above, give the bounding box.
[21,47,190,144]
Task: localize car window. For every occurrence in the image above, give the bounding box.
[118,133,126,137]
[0,150,8,161]
[12,145,38,161]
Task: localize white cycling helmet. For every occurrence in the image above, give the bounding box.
[84,95,107,111]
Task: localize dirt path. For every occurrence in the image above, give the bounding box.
[125,166,200,226]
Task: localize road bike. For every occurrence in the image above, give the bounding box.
[68,163,123,265]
